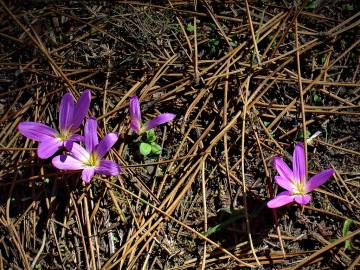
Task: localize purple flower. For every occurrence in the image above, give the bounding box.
[129,95,176,134]
[52,117,121,183]
[267,143,334,208]
[18,90,91,159]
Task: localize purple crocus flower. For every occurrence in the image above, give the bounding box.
[267,143,334,208]
[52,117,121,183]
[129,95,176,134]
[18,90,91,159]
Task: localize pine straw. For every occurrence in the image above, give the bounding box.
[0,1,359,269]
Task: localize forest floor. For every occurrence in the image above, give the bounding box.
[0,0,359,269]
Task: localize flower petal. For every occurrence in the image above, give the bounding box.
[267,191,294,208]
[59,93,74,131]
[306,169,334,192]
[95,133,118,159]
[37,138,62,159]
[96,160,121,176]
[144,113,176,131]
[130,119,141,134]
[294,194,311,205]
[64,134,84,151]
[69,134,84,142]
[84,117,98,152]
[129,96,141,120]
[71,90,91,130]
[82,168,95,183]
[129,95,142,133]
[292,143,306,182]
[64,140,73,151]
[18,122,57,141]
[275,176,294,192]
[274,157,295,183]
[69,143,90,163]
[52,155,85,170]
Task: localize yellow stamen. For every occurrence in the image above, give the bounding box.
[56,129,72,142]
[83,153,100,167]
[292,180,306,195]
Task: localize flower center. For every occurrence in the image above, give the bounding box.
[292,180,306,195]
[56,129,72,142]
[83,153,100,167]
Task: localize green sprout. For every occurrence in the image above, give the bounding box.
[186,23,194,33]
[342,219,353,250]
[139,130,162,156]
[129,96,175,157]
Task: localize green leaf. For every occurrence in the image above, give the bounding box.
[208,22,216,30]
[313,94,321,104]
[263,120,270,127]
[186,23,194,33]
[320,54,326,65]
[204,224,222,236]
[146,129,156,143]
[230,39,238,48]
[151,142,162,155]
[305,0,316,10]
[203,214,243,237]
[297,130,311,140]
[139,142,152,156]
[218,207,232,214]
[342,219,353,250]
[289,32,296,40]
[343,4,354,11]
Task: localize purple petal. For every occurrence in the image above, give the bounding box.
[82,168,95,183]
[71,90,91,130]
[267,191,294,208]
[84,117,98,152]
[64,134,84,151]
[18,122,57,141]
[306,169,334,192]
[294,194,312,205]
[95,160,121,176]
[274,176,295,192]
[144,113,176,131]
[274,157,295,183]
[63,140,73,151]
[129,96,142,133]
[130,119,141,134]
[95,133,118,159]
[130,96,141,122]
[37,138,62,159]
[68,134,84,142]
[69,143,90,162]
[52,155,85,170]
[292,143,306,182]
[59,93,75,130]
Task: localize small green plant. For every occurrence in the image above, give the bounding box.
[342,4,354,11]
[230,35,238,48]
[139,130,162,156]
[313,94,322,104]
[186,23,194,33]
[129,96,175,157]
[208,37,220,54]
[297,130,311,140]
[203,208,243,237]
[304,0,316,10]
[319,54,326,65]
[342,219,353,250]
